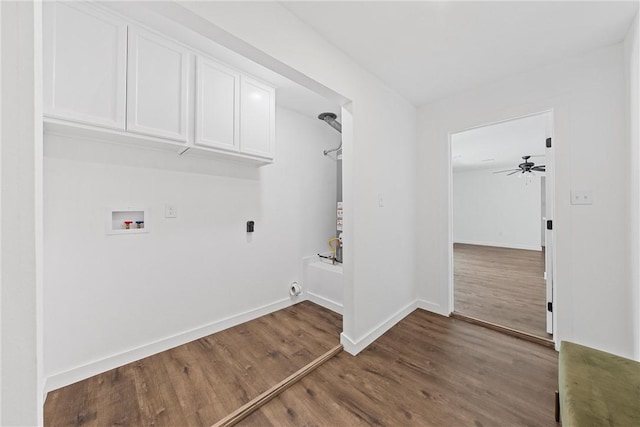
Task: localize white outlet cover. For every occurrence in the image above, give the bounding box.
[571,190,593,205]
[164,203,177,218]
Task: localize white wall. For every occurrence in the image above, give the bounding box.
[624,12,639,360]
[303,258,344,314]
[417,44,634,358]
[0,1,43,424]
[453,169,542,251]
[43,106,338,389]
[175,1,418,354]
[1,5,4,422]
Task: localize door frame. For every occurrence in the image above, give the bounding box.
[447,109,557,341]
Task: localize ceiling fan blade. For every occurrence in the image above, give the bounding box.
[530,154,545,158]
[532,165,546,171]
[507,170,521,176]
[493,169,520,174]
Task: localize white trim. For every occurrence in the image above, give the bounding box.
[340,300,417,355]
[417,299,450,317]
[43,297,293,393]
[34,0,45,419]
[453,239,542,252]
[0,3,3,420]
[306,291,343,315]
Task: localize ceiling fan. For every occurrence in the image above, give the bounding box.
[494,155,545,176]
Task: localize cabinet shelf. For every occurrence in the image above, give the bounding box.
[44,119,273,166]
[179,145,273,165]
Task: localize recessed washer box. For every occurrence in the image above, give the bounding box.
[106,207,149,235]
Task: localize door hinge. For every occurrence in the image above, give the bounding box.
[546,220,553,230]
[547,302,553,312]
[546,137,552,148]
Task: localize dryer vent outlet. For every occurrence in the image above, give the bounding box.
[289,282,302,296]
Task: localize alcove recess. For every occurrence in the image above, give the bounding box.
[107,208,148,235]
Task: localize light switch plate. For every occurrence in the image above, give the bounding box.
[378,193,385,207]
[571,190,593,205]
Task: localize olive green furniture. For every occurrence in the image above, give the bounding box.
[557,341,640,426]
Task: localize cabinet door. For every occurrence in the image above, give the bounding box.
[127,27,190,143]
[240,77,275,159]
[43,2,127,130]
[195,57,239,151]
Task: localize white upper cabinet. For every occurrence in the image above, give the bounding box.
[240,77,275,159]
[43,2,127,130]
[195,57,239,151]
[43,3,276,164]
[127,27,190,143]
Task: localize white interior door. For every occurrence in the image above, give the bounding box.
[544,116,554,335]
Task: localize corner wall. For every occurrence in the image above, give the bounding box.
[1,1,43,424]
[43,107,339,389]
[417,44,634,358]
[624,12,639,360]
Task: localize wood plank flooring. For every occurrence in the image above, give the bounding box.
[45,301,559,426]
[44,301,342,427]
[454,243,551,339]
[213,344,343,427]
[241,309,559,426]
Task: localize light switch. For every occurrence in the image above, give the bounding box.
[378,193,385,207]
[571,190,593,205]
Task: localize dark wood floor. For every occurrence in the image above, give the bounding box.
[45,302,559,426]
[241,309,559,426]
[44,301,342,427]
[454,243,551,339]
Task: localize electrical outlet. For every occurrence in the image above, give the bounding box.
[570,190,593,205]
[164,204,177,218]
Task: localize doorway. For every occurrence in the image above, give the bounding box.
[450,112,554,342]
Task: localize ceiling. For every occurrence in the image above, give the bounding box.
[282,1,639,106]
[451,112,549,172]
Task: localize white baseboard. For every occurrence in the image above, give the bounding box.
[306,291,343,315]
[340,300,418,355]
[44,297,294,393]
[416,299,450,317]
[454,239,542,252]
